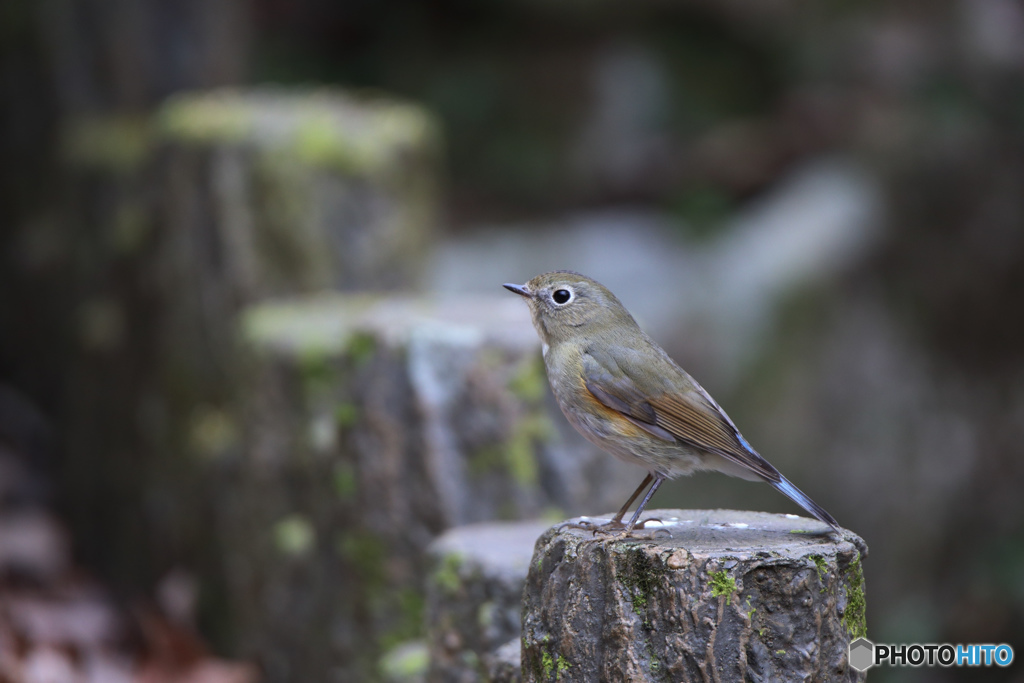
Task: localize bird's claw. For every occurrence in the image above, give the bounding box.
[562,516,666,538]
[562,519,626,536]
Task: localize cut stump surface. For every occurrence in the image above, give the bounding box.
[522,509,867,683]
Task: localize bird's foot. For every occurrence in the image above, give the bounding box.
[561,518,626,535]
[620,517,670,538]
[562,516,665,538]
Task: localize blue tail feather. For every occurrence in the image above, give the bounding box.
[772,476,841,532]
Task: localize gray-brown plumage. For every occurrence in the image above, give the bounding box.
[505,270,840,534]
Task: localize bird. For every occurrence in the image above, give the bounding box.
[503,270,841,535]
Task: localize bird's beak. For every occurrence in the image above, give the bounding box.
[503,283,532,298]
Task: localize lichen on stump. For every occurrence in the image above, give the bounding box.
[156,87,441,298]
[522,509,867,683]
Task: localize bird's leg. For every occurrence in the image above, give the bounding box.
[623,473,666,534]
[563,473,654,533]
[611,473,654,524]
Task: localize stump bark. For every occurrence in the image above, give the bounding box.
[522,509,867,683]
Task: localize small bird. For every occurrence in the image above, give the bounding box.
[504,271,841,535]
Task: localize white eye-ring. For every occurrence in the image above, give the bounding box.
[551,287,574,305]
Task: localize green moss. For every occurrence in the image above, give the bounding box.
[538,648,571,682]
[251,148,337,290]
[378,641,429,681]
[273,514,316,556]
[399,588,425,629]
[541,651,554,679]
[293,114,365,172]
[710,570,736,598]
[292,103,437,177]
[809,554,828,589]
[158,89,439,195]
[346,331,377,367]
[469,411,554,488]
[541,506,566,523]
[502,356,556,487]
[298,349,336,394]
[335,402,359,428]
[744,595,757,620]
[158,92,252,144]
[618,548,665,615]
[333,461,356,500]
[557,656,571,680]
[842,557,867,638]
[468,445,501,476]
[433,552,463,594]
[508,355,548,403]
[338,532,387,590]
[503,414,554,487]
[378,589,427,652]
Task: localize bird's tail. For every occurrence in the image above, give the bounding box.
[772,476,841,532]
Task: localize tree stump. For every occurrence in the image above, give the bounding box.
[426,521,548,682]
[223,294,637,680]
[154,87,440,300]
[522,509,867,683]
[53,87,442,678]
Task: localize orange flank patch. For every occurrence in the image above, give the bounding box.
[579,376,653,440]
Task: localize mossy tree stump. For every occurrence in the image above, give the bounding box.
[225,294,637,680]
[154,87,440,300]
[56,88,442,678]
[522,509,867,683]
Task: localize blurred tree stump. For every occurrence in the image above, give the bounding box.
[426,521,548,682]
[522,510,867,683]
[224,294,635,680]
[488,640,524,683]
[56,88,441,667]
[154,87,440,296]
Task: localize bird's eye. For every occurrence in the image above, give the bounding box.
[552,289,572,304]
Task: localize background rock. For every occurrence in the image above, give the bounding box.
[426,521,549,683]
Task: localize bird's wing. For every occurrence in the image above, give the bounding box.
[581,345,841,531]
[580,346,781,482]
